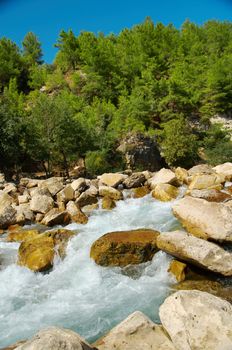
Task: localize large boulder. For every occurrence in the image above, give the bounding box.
[213,162,232,181]
[148,169,177,189]
[15,326,94,350]
[56,185,74,203]
[188,164,215,176]
[99,186,123,200]
[123,173,146,189]
[187,189,231,202]
[18,229,74,271]
[157,231,232,276]
[41,208,71,226]
[90,229,160,267]
[172,197,232,241]
[30,195,54,214]
[94,311,175,350]
[38,177,63,196]
[152,184,179,202]
[71,178,87,192]
[188,174,225,190]
[117,133,165,171]
[98,173,127,188]
[132,186,150,198]
[159,290,232,350]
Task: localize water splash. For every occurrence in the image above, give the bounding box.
[0,193,179,347]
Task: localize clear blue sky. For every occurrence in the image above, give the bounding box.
[0,0,232,63]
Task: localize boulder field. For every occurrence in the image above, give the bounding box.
[1,162,232,349]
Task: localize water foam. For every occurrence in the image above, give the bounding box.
[0,194,179,347]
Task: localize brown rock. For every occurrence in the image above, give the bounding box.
[168,260,186,282]
[123,172,146,189]
[99,173,127,188]
[152,183,179,202]
[132,186,150,198]
[99,186,123,200]
[41,208,71,226]
[102,197,116,210]
[90,229,160,267]
[187,189,231,202]
[72,209,88,224]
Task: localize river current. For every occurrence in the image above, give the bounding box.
[0,193,181,347]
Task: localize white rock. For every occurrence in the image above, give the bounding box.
[95,311,175,350]
[172,196,232,241]
[213,162,232,181]
[157,230,232,276]
[71,178,87,192]
[148,168,176,189]
[159,290,232,350]
[15,326,94,350]
[30,195,54,214]
[56,185,74,203]
[98,173,127,188]
[38,177,63,196]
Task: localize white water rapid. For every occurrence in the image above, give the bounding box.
[0,193,181,347]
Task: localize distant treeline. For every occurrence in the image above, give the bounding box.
[0,18,232,176]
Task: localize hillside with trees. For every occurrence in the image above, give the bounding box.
[0,18,232,177]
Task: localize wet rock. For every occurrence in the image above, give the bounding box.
[168,260,186,282]
[71,209,88,224]
[76,187,98,208]
[90,229,160,267]
[94,311,175,350]
[14,326,94,350]
[102,197,116,210]
[152,183,179,202]
[213,162,232,181]
[123,172,146,189]
[148,168,177,189]
[172,197,232,241]
[132,186,150,198]
[18,229,74,271]
[187,188,231,202]
[41,208,71,226]
[159,290,232,350]
[18,234,55,272]
[7,229,40,242]
[99,173,127,188]
[30,195,54,214]
[38,177,63,196]
[157,230,232,276]
[188,174,225,190]
[99,186,123,200]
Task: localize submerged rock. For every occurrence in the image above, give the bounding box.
[159,290,232,350]
[90,229,159,267]
[157,231,232,276]
[172,196,232,241]
[14,326,94,350]
[94,311,175,350]
[152,183,179,202]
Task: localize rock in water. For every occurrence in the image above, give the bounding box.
[94,311,175,350]
[14,326,94,350]
[90,229,159,267]
[172,196,232,241]
[152,183,179,202]
[159,290,232,350]
[148,168,177,189]
[157,231,232,276]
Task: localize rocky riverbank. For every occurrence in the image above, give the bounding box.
[1,162,232,349]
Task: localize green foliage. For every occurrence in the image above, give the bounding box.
[157,117,199,167]
[22,32,43,65]
[1,20,232,174]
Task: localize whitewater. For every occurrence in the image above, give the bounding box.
[0,193,181,347]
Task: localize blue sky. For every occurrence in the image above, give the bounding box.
[0,0,232,63]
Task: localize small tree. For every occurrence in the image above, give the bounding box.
[22,32,43,65]
[157,117,199,167]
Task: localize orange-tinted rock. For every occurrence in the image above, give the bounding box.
[132,186,150,198]
[90,229,160,267]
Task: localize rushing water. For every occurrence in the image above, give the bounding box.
[0,193,181,347]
